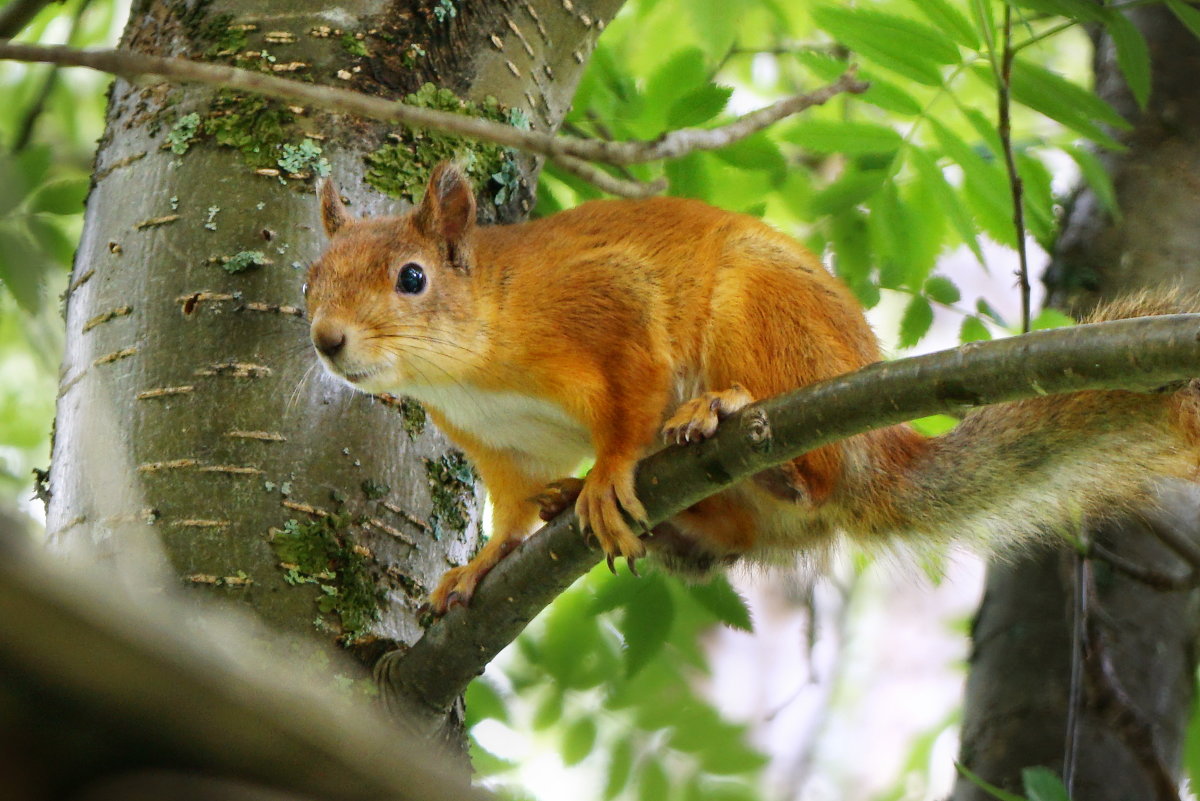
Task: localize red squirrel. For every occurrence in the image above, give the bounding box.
[306,162,1200,614]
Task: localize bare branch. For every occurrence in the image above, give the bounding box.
[549,154,668,198]
[0,42,865,197]
[378,314,1200,725]
[552,67,870,165]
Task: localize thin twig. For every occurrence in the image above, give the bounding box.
[549,154,666,198]
[0,42,868,198]
[552,67,869,165]
[997,4,1033,332]
[11,0,94,151]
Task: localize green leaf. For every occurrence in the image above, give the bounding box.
[561,717,598,766]
[638,759,671,801]
[911,414,960,436]
[0,222,45,313]
[1184,697,1200,790]
[645,47,709,125]
[686,0,741,58]
[908,146,985,264]
[666,152,711,199]
[1064,145,1119,218]
[960,315,993,343]
[668,83,733,128]
[785,119,903,155]
[699,736,770,775]
[465,678,508,725]
[685,576,753,632]
[713,133,787,181]
[1003,59,1130,149]
[913,0,980,49]
[1030,308,1075,330]
[858,71,924,115]
[970,0,997,52]
[1168,0,1200,40]
[956,762,1029,801]
[812,5,959,86]
[1022,767,1071,801]
[27,215,76,266]
[1015,151,1055,250]
[831,210,873,288]
[899,294,934,348]
[928,120,1014,246]
[540,584,607,688]
[1003,0,1106,22]
[604,738,635,800]
[621,574,675,676]
[1106,13,1151,109]
[924,275,961,304]
[810,169,889,215]
[976,297,1007,325]
[871,182,918,288]
[468,738,517,777]
[531,686,564,730]
[795,53,923,114]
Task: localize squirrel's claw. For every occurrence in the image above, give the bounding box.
[662,385,755,445]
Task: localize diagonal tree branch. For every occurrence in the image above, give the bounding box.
[0,42,866,198]
[377,314,1200,730]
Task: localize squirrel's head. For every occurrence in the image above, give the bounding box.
[304,162,482,394]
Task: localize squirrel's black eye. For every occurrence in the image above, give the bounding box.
[301,282,309,297]
[397,262,426,294]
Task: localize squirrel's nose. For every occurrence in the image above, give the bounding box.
[312,322,347,358]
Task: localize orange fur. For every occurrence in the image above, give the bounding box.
[306,165,1200,613]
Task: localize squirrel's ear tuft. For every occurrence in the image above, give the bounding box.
[320,179,353,237]
[416,162,477,251]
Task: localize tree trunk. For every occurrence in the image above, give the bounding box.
[954,7,1200,799]
[46,0,620,749]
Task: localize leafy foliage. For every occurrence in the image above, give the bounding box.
[8,0,1200,799]
[469,566,767,800]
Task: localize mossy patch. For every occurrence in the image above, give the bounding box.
[399,397,426,438]
[341,32,369,57]
[361,478,390,500]
[221,250,267,274]
[363,83,523,204]
[277,138,331,178]
[271,514,385,643]
[203,90,297,169]
[424,450,475,541]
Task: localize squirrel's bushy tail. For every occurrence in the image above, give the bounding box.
[857,290,1200,551]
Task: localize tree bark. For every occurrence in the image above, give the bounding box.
[45,0,621,763]
[954,7,1200,799]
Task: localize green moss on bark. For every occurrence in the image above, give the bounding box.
[363,83,522,203]
[424,451,475,541]
[270,514,385,643]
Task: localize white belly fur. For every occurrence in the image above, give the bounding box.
[404,383,593,465]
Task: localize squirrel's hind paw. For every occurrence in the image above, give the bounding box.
[575,466,648,566]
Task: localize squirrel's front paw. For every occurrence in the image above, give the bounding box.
[575,466,648,573]
[427,536,520,615]
[428,564,479,615]
[662,384,754,445]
